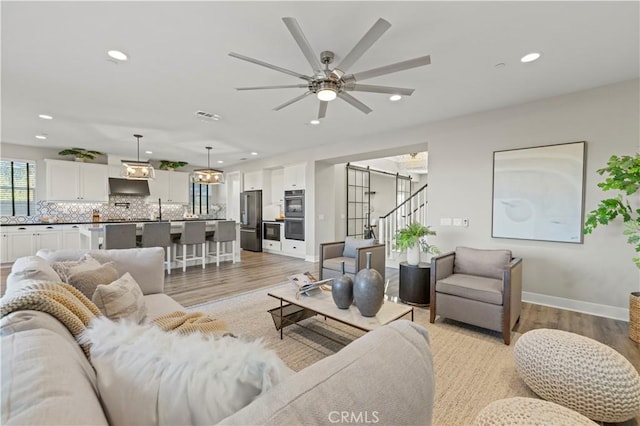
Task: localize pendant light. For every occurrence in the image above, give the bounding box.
[121,134,155,180]
[192,146,224,184]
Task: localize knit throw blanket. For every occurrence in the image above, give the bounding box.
[153,311,229,336]
[0,281,101,358]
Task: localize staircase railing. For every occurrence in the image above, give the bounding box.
[378,183,428,260]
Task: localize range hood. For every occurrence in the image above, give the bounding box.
[108,177,150,196]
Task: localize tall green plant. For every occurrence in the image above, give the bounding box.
[584,153,640,268]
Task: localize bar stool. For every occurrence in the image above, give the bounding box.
[138,222,172,274]
[173,221,206,272]
[103,223,137,249]
[206,220,236,266]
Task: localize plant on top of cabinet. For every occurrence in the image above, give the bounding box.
[58,148,104,162]
[159,160,188,171]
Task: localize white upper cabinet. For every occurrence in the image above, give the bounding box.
[283,163,305,190]
[44,160,108,202]
[271,168,284,204]
[243,170,263,191]
[149,170,189,204]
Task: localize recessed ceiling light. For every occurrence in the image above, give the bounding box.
[35,134,47,140]
[145,150,153,154]
[310,119,320,125]
[521,52,542,63]
[240,158,247,161]
[217,160,224,164]
[389,95,402,102]
[494,63,506,69]
[251,152,258,156]
[38,114,53,120]
[107,50,128,61]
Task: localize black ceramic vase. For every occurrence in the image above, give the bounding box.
[332,261,354,309]
[353,252,384,317]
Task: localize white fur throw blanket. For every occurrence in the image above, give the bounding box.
[84,317,287,425]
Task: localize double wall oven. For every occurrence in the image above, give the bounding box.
[284,189,304,241]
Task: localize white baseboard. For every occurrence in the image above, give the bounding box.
[522,291,629,322]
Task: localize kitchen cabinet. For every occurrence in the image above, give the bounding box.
[283,238,305,259]
[283,164,305,190]
[62,225,81,250]
[148,170,189,204]
[243,170,263,191]
[270,168,284,204]
[262,240,282,253]
[1,231,8,263]
[5,225,63,261]
[44,160,109,202]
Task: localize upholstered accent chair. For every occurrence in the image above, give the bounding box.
[319,237,386,283]
[430,246,523,345]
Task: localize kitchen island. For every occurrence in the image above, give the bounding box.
[78,220,240,266]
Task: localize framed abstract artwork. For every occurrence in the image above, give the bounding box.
[491,141,586,243]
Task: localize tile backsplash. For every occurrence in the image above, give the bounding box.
[0,196,226,224]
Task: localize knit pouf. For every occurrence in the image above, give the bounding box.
[473,397,597,426]
[514,329,640,422]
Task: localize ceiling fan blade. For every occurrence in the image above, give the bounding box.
[236,84,309,91]
[350,55,431,82]
[318,101,328,119]
[229,52,312,81]
[336,18,391,73]
[349,84,415,96]
[337,92,373,114]
[273,91,313,111]
[282,17,323,72]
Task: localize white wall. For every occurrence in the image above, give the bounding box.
[425,79,639,318]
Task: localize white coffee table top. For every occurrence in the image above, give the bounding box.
[268,284,413,332]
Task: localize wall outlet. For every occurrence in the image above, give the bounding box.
[440,217,452,226]
[462,218,469,227]
[318,214,325,220]
[453,218,462,226]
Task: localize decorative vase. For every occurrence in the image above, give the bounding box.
[353,252,384,317]
[407,245,420,265]
[332,261,354,309]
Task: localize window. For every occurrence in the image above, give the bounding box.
[0,159,36,216]
[190,183,210,215]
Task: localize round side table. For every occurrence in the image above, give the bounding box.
[399,261,431,306]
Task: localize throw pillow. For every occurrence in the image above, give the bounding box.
[92,273,147,323]
[5,256,61,294]
[67,262,119,299]
[51,255,102,283]
[84,317,286,426]
[342,236,376,258]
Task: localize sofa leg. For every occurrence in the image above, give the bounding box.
[503,329,511,345]
[429,308,436,324]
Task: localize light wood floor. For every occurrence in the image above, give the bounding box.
[2,250,638,367]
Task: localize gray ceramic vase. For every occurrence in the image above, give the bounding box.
[353,252,384,317]
[332,261,354,309]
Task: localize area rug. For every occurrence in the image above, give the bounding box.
[188,284,537,426]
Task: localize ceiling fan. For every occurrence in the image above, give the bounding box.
[229,17,431,119]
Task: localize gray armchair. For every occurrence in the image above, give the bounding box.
[319,237,386,283]
[430,246,523,345]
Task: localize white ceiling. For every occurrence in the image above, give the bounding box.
[2,1,638,169]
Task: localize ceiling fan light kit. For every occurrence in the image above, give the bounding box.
[192,146,225,184]
[121,134,155,180]
[230,17,431,119]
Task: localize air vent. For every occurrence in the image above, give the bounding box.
[194,111,222,121]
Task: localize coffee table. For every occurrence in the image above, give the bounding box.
[268,284,414,342]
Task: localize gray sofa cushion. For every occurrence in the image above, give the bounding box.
[322,257,356,274]
[342,237,376,258]
[436,273,504,305]
[454,247,511,280]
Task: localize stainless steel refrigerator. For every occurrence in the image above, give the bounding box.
[240,189,262,252]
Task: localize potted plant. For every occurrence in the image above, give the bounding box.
[159,160,188,171]
[395,222,440,266]
[583,153,640,341]
[58,148,104,162]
